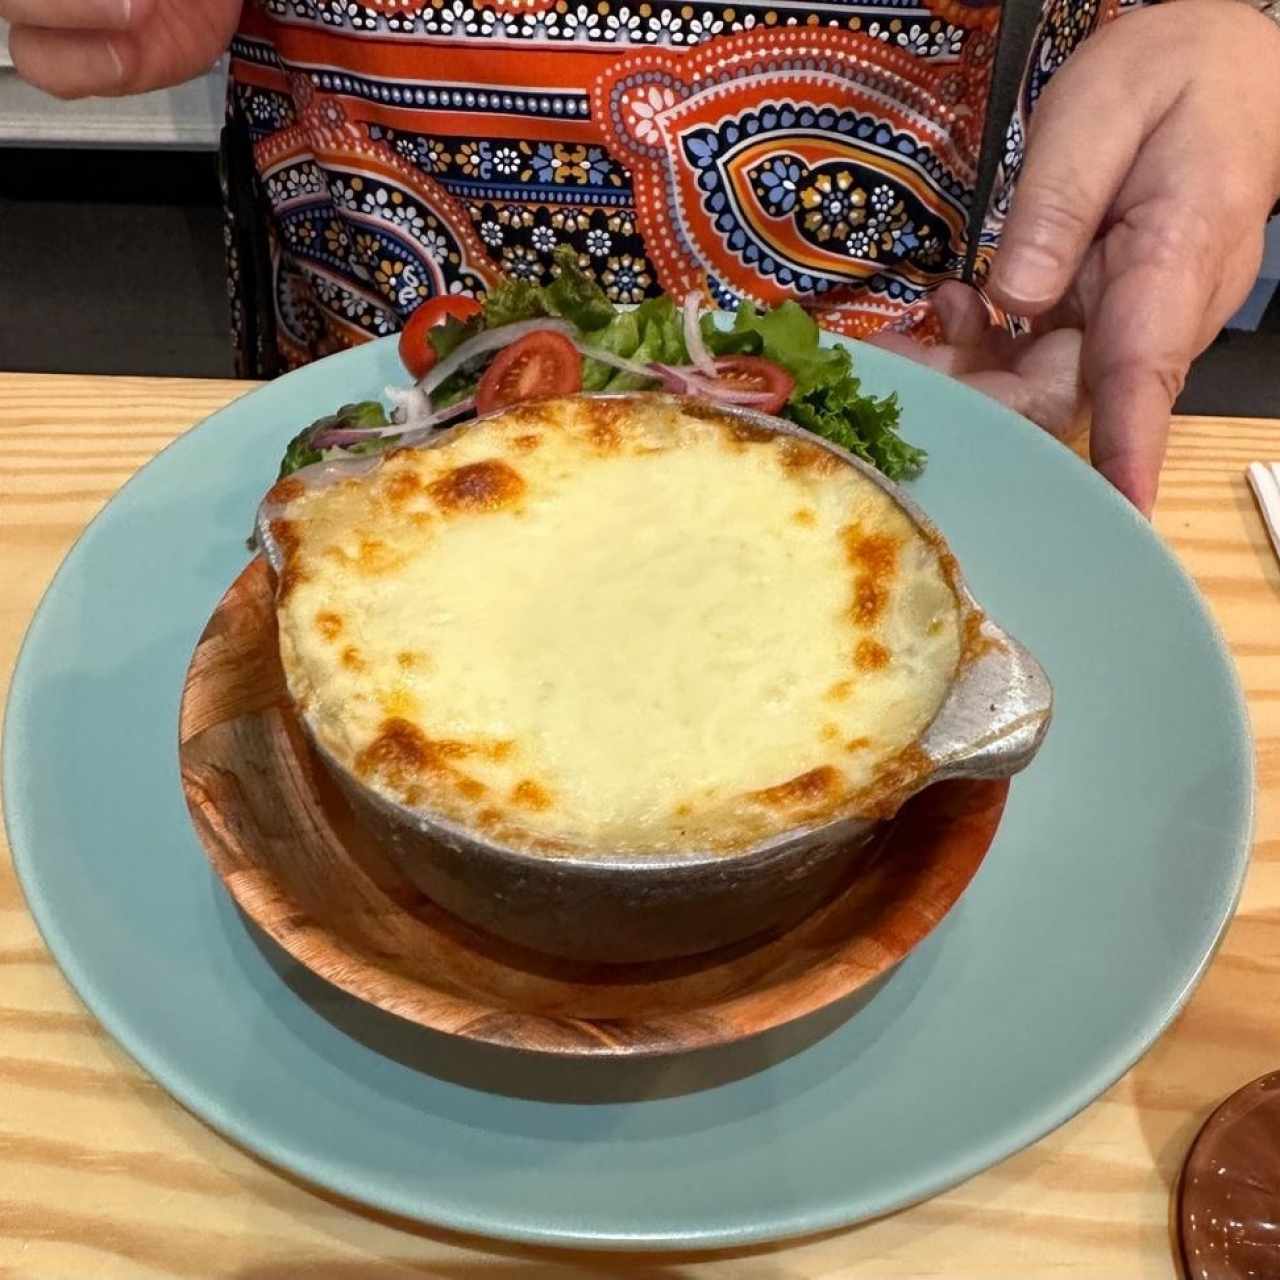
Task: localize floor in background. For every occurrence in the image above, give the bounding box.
[2,148,1278,416]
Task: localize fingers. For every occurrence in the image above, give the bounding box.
[1088,367,1173,517]
[1079,201,1214,516]
[1079,80,1274,515]
[4,0,157,96]
[1082,252,1202,516]
[8,0,238,98]
[863,331,957,372]
[0,0,131,27]
[997,0,1280,513]
[867,284,1086,441]
[8,27,126,96]
[930,281,989,349]
[961,326,1084,439]
[931,281,1019,373]
[987,12,1183,316]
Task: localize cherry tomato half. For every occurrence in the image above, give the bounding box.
[398,295,483,380]
[475,331,583,413]
[714,355,795,415]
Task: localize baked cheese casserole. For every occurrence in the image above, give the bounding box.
[265,395,964,855]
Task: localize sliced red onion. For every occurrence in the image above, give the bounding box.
[310,387,477,449]
[682,290,717,377]
[310,426,374,448]
[649,362,780,408]
[310,419,405,448]
[396,397,476,444]
[418,317,577,399]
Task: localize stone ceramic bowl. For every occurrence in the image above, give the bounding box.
[257,396,1052,965]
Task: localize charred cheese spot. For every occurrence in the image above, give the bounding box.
[846,736,873,753]
[792,508,816,526]
[357,537,407,576]
[355,718,433,787]
[845,527,900,577]
[504,402,557,431]
[341,646,366,672]
[717,415,774,444]
[354,720,475,788]
[382,469,422,505]
[852,578,890,627]
[379,689,417,718]
[590,422,621,451]
[820,722,839,741]
[456,776,487,800]
[315,611,343,641]
[751,766,842,809]
[270,519,301,560]
[779,439,837,474]
[429,459,525,513]
[962,609,990,659]
[488,740,516,762]
[270,519,308,600]
[512,434,542,452]
[267,477,307,507]
[511,779,552,811]
[845,526,900,628]
[826,679,853,702]
[581,399,627,451]
[855,638,891,671]
[397,650,425,670]
[858,744,934,818]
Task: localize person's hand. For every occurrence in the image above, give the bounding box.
[880,0,1280,515]
[4,0,242,98]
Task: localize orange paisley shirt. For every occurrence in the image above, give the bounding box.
[222,0,1136,374]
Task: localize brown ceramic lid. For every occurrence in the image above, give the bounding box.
[1178,1070,1280,1279]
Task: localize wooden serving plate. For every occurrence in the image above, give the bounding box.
[179,558,1009,1057]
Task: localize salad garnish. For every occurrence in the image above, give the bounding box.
[276,247,923,483]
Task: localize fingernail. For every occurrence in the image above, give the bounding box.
[993,245,1062,305]
[106,37,126,85]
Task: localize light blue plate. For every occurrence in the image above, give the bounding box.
[4,337,1253,1249]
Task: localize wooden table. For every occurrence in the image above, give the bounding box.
[1,373,1277,1278]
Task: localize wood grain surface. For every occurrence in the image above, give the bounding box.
[2,372,1278,1278]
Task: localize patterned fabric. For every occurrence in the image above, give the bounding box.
[224,0,1130,374]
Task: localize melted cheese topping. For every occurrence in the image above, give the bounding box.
[269,396,963,855]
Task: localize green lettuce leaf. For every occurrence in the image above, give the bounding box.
[707,300,924,480]
[277,400,388,478]
[482,278,548,328]
[428,313,482,361]
[786,384,923,479]
[543,245,617,331]
[579,294,688,391]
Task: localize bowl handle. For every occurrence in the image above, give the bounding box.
[919,619,1053,782]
